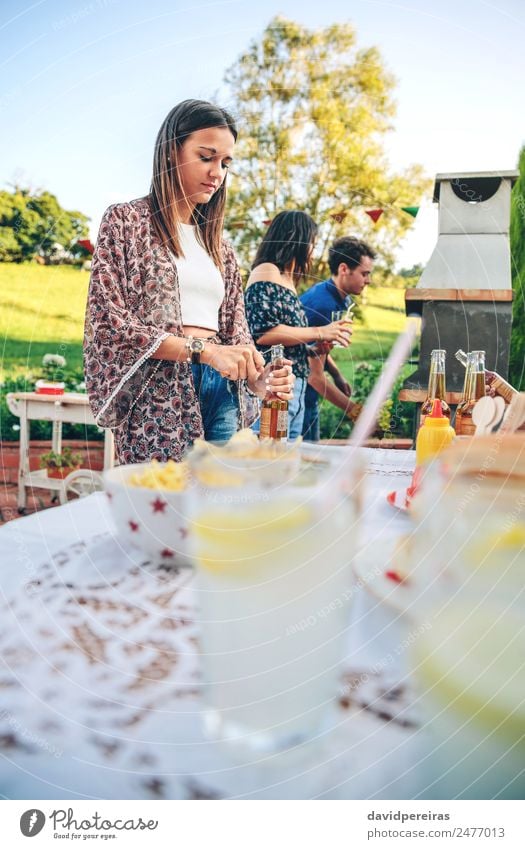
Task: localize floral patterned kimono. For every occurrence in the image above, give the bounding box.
[84,197,257,463]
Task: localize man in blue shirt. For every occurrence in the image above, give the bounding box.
[300,236,375,440]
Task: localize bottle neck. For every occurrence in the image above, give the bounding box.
[460,358,485,402]
[471,352,486,401]
[460,359,473,402]
[426,352,446,400]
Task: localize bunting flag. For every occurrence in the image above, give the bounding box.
[229,221,247,229]
[365,208,384,224]
[77,238,95,253]
[330,211,347,224]
[262,219,273,226]
[401,206,419,218]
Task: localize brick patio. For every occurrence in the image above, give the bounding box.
[0,440,105,526]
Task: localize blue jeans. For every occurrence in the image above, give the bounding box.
[191,364,238,443]
[302,397,320,442]
[251,376,306,441]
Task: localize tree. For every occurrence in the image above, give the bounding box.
[223,17,429,281]
[509,146,525,390]
[0,187,89,262]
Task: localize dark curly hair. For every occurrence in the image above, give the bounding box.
[328,237,376,275]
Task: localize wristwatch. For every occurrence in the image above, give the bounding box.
[185,336,206,365]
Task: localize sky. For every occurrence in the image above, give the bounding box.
[1,0,524,268]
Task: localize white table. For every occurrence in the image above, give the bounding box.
[6,392,114,510]
[0,449,424,800]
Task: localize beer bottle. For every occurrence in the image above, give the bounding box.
[259,345,288,440]
[420,349,450,426]
[455,349,517,404]
[455,351,486,436]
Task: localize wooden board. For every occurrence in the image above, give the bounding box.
[398,389,464,404]
[405,288,513,302]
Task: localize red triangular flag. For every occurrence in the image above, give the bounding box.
[262,219,273,226]
[330,211,347,224]
[77,239,95,253]
[365,208,384,223]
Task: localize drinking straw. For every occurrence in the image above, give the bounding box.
[349,315,421,449]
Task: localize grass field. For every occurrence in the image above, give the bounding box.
[0,263,89,376]
[0,262,406,378]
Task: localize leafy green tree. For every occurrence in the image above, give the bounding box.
[0,187,89,262]
[509,146,525,390]
[224,17,429,281]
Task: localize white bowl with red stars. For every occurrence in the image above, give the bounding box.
[103,463,192,567]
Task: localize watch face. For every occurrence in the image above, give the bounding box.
[192,339,205,354]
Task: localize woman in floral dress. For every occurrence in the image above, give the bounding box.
[84,100,294,463]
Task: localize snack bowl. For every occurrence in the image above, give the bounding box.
[103,462,192,567]
[187,433,302,489]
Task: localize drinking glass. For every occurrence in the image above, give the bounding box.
[189,453,362,752]
[331,309,353,348]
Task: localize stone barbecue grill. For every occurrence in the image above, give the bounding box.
[400,170,518,414]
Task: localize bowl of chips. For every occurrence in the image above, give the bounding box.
[103,460,192,566]
[187,428,302,488]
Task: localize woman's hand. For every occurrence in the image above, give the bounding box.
[249,359,295,401]
[317,319,352,348]
[203,343,265,383]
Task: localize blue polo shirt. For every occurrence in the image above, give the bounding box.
[299,279,352,415]
[299,278,351,326]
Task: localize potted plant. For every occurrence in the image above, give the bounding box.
[35,353,67,395]
[39,447,83,479]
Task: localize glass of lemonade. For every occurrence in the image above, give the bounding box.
[189,453,361,752]
[331,308,353,348]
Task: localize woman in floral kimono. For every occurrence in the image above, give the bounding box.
[84,100,294,463]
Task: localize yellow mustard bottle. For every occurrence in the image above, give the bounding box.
[415,398,456,465]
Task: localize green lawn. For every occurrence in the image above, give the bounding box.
[332,286,406,375]
[0,263,89,376]
[0,262,406,378]
[1,264,415,439]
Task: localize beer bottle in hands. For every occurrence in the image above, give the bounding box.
[420,349,450,426]
[456,349,517,404]
[259,345,288,440]
[455,350,486,436]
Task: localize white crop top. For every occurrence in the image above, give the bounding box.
[174,223,225,331]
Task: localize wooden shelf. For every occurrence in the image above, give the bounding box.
[398,389,463,404]
[24,469,69,492]
[405,288,513,302]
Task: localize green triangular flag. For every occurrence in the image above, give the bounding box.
[401,206,419,218]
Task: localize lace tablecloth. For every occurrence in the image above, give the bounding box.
[0,449,423,800]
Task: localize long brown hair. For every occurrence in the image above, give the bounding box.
[149,99,237,270]
[252,211,318,281]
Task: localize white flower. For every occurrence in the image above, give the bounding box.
[42,353,66,368]
[12,424,20,431]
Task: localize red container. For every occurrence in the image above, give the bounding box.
[35,380,65,395]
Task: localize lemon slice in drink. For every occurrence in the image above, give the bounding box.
[192,502,312,573]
